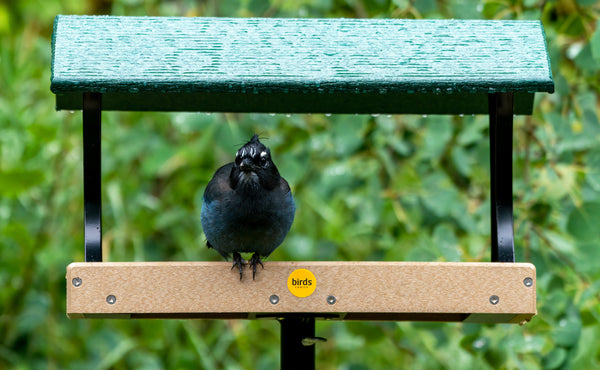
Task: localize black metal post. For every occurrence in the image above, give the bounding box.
[83,92,102,262]
[488,93,515,262]
[279,317,315,370]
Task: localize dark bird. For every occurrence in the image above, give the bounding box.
[201,134,295,280]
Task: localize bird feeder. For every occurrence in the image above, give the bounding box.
[51,16,553,370]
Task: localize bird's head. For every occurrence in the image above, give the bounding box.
[232,134,279,190]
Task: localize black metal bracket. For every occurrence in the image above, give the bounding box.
[83,92,102,262]
[488,93,515,262]
[279,316,316,370]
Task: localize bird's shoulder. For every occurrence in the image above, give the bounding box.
[203,162,235,202]
[278,176,292,195]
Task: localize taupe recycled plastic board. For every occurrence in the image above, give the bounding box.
[66,261,536,324]
[51,16,554,114]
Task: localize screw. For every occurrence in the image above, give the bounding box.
[523,277,533,287]
[327,295,337,305]
[489,295,499,305]
[72,277,82,287]
[269,295,279,305]
[106,295,117,305]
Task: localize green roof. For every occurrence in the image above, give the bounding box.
[51,16,554,114]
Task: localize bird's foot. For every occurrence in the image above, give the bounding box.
[232,252,246,281]
[249,253,264,280]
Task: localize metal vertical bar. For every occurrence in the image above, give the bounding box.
[488,93,515,262]
[83,92,102,262]
[279,317,315,370]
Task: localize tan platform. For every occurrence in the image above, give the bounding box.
[66,261,536,324]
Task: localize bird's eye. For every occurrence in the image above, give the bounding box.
[259,151,269,166]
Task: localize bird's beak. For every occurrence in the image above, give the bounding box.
[239,158,254,172]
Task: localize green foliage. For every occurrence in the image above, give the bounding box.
[1,0,600,368]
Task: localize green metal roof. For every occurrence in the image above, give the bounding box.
[51,16,554,114]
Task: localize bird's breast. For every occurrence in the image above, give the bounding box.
[237,171,259,185]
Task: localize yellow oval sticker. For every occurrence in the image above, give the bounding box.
[287,269,317,298]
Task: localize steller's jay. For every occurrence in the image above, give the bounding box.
[201,134,295,280]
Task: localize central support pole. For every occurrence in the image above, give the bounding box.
[488,93,515,262]
[83,92,102,262]
[279,316,315,370]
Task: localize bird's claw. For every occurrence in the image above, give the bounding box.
[249,253,264,280]
[232,252,246,280]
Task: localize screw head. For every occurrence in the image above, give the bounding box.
[269,295,279,305]
[489,295,499,305]
[106,295,117,305]
[326,295,337,305]
[72,277,82,287]
[523,277,533,287]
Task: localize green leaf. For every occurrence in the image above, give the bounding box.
[419,116,452,161]
[584,149,600,190]
[0,3,10,34]
[413,0,437,15]
[589,21,600,60]
[15,292,50,336]
[346,322,386,342]
[484,348,507,368]
[392,0,410,9]
[0,169,45,197]
[570,326,600,369]
[529,202,552,225]
[451,146,472,177]
[574,44,600,74]
[331,115,365,156]
[126,351,163,370]
[141,142,178,177]
[335,325,366,352]
[433,224,462,261]
[552,311,582,348]
[450,0,484,19]
[552,73,570,97]
[318,163,356,198]
[540,290,570,318]
[406,246,438,262]
[460,335,490,353]
[172,112,215,134]
[523,0,539,8]
[542,347,567,369]
[534,165,576,200]
[567,202,600,241]
[557,13,586,37]
[95,338,136,370]
[420,173,462,218]
[572,241,600,275]
[456,117,485,146]
[541,229,575,254]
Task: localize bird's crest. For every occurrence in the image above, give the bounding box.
[236,134,270,160]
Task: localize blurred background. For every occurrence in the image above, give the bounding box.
[1,0,599,368]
